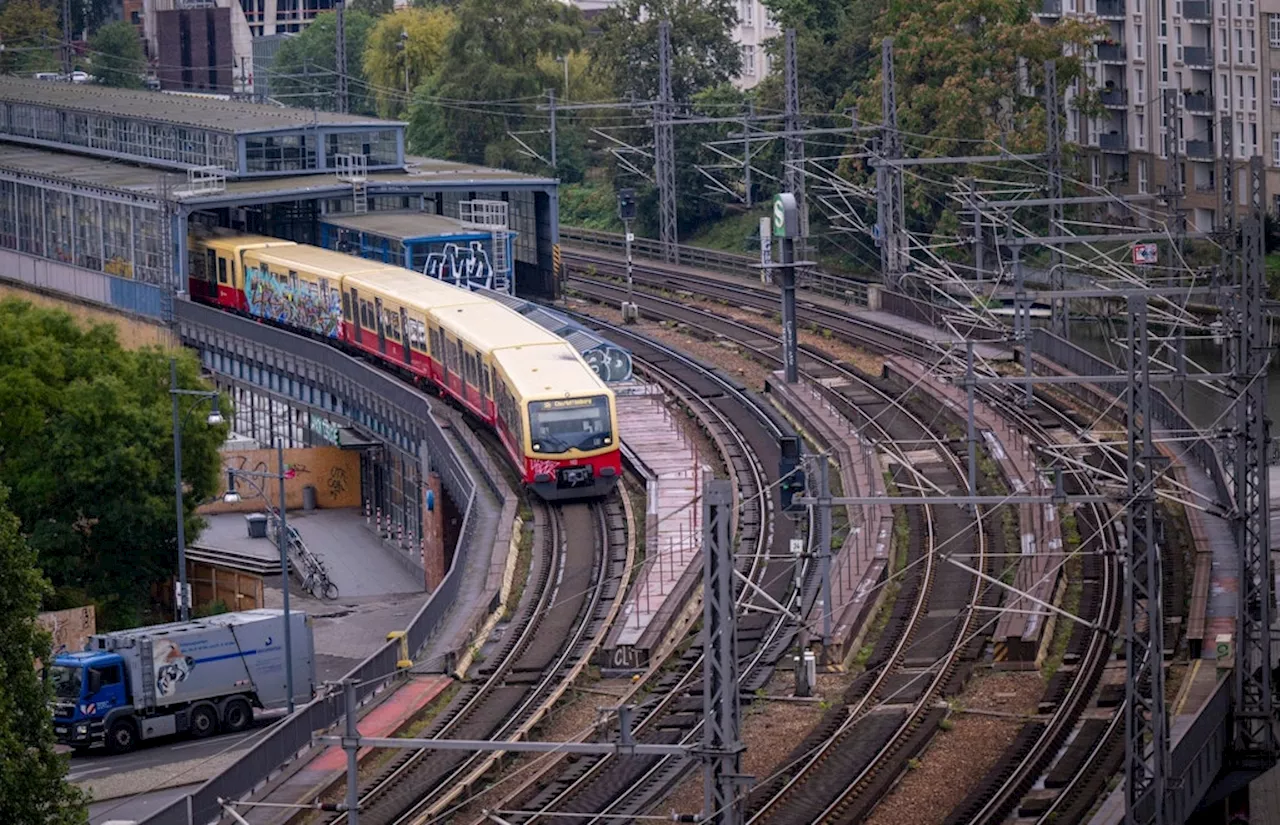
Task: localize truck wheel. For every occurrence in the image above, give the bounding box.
[222,698,252,733]
[189,704,219,739]
[106,720,138,754]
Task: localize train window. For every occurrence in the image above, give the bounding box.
[217,257,228,284]
[289,271,298,291]
[481,365,491,398]
[429,327,441,356]
[342,291,352,321]
[230,260,237,285]
[205,249,216,281]
[528,396,613,454]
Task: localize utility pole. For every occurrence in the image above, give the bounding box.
[342,679,360,825]
[1232,156,1276,768]
[783,29,807,258]
[654,20,678,264]
[813,455,833,657]
[1123,295,1169,825]
[1044,60,1067,338]
[877,38,905,287]
[547,88,557,170]
[335,0,348,114]
[61,0,72,79]
[701,477,744,825]
[618,188,638,322]
[743,100,754,209]
[1163,88,1183,262]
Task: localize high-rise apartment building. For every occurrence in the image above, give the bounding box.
[1037,0,1268,228]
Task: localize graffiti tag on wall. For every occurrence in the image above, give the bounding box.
[423,241,508,293]
[244,267,343,338]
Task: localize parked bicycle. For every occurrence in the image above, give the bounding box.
[302,558,340,600]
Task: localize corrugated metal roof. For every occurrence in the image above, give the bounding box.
[0,76,399,134]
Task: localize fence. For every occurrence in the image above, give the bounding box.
[1031,329,1231,505]
[139,300,507,825]
[0,249,172,321]
[558,225,873,306]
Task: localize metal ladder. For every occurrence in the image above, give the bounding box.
[351,180,368,214]
[491,228,510,291]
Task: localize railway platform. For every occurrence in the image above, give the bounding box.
[767,373,893,663]
[600,384,708,671]
[882,355,1064,669]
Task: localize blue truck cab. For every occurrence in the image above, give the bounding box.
[50,651,129,751]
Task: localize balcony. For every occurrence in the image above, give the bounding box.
[1183,0,1211,21]
[1099,132,1128,152]
[1184,92,1214,112]
[1183,46,1212,68]
[1097,43,1127,63]
[1036,0,1062,15]
[1100,88,1129,107]
[1097,0,1125,18]
[1186,139,1215,159]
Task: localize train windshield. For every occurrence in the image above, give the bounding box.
[528,396,613,454]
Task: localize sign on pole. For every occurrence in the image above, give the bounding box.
[1132,243,1158,265]
[772,193,799,238]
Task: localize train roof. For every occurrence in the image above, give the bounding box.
[493,342,612,401]
[432,303,563,354]
[197,234,297,253]
[341,269,491,311]
[248,245,396,279]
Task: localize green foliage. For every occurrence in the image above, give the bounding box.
[363,7,455,118]
[0,0,60,76]
[590,0,741,104]
[89,21,145,88]
[407,0,583,166]
[194,599,229,618]
[350,0,394,14]
[272,10,378,115]
[0,302,228,629]
[0,486,88,824]
[558,183,623,231]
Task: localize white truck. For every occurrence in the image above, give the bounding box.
[49,609,314,753]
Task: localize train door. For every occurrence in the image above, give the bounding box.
[350,288,363,345]
[480,357,493,418]
[188,245,218,301]
[399,307,412,365]
[428,325,444,382]
[374,297,387,354]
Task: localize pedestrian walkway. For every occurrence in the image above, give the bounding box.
[602,385,707,670]
[195,507,424,598]
[242,674,454,825]
[768,374,892,663]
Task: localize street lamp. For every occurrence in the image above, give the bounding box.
[171,358,223,623]
[398,29,410,98]
[617,188,638,323]
[556,54,569,97]
[224,442,297,714]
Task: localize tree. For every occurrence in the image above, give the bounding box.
[0,301,228,629]
[271,10,377,115]
[590,0,741,105]
[0,0,60,76]
[407,0,583,165]
[350,0,393,14]
[0,485,87,825]
[363,7,455,118]
[88,20,145,88]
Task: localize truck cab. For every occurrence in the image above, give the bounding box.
[50,651,129,751]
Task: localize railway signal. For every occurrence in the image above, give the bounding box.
[779,435,805,512]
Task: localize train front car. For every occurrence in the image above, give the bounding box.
[492,344,622,500]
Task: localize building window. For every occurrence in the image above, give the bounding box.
[1238,74,1245,109]
[1250,30,1257,65]
[1137,113,1146,148]
[1251,122,1258,154]
[1270,14,1280,48]
[1272,70,1280,105]
[741,45,757,76]
[1136,68,1146,103]
[1237,29,1244,63]
[1091,155,1101,187]
[1221,28,1229,63]
[738,0,753,27]
[1136,25,1145,60]
[1138,159,1149,193]
[1272,133,1280,165]
[1250,74,1257,109]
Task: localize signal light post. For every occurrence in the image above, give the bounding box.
[617,188,639,323]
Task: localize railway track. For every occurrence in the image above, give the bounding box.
[464,317,803,825]
[315,498,628,825]
[566,264,1130,824]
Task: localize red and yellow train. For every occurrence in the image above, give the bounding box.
[188,233,621,500]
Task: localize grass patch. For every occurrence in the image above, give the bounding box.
[1041,515,1083,682]
[503,516,535,622]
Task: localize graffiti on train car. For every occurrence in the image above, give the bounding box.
[244,266,343,338]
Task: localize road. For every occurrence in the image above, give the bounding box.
[68,720,267,781]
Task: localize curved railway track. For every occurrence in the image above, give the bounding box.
[463,317,803,825]
[566,261,1128,824]
[317,499,627,825]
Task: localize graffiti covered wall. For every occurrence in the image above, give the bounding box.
[421,240,507,293]
[200,446,360,514]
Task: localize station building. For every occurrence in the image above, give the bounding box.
[0,77,563,322]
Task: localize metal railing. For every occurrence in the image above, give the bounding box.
[138,301,511,825]
[558,225,875,306]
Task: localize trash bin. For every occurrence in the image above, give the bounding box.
[246,513,268,539]
[302,485,317,511]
